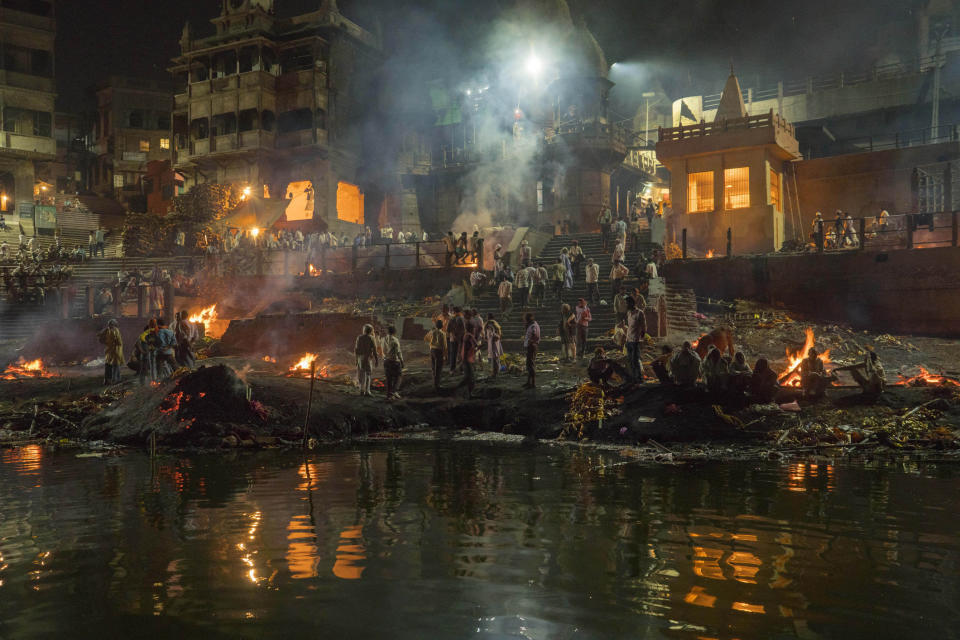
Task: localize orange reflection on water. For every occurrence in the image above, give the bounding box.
[692,546,724,580]
[683,585,716,608]
[3,444,42,480]
[287,515,319,579]
[786,462,836,493]
[728,551,762,584]
[332,525,366,580]
[732,601,765,614]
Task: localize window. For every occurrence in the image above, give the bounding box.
[336,181,364,224]
[157,115,171,130]
[916,167,945,213]
[537,180,544,213]
[129,111,144,128]
[3,108,51,137]
[769,168,781,210]
[159,137,170,150]
[139,139,150,152]
[723,167,749,209]
[277,108,313,133]
[113,174,124,188]
[687,171,714,213]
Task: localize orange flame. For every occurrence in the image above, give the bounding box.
[160,391,185,415]
[782,328,831,387]
[1,358,57,380]
[705,249,715,259]
[262,356,277,364]
[189,305,217,334]
[898,366,960,387]
[288,353,329,378]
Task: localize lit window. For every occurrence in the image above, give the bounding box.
[160,137,170,150]
[336,181,364,224]
[769,168,781,210]
[113,174,124,188]
[687,171,714,213]
[724,167,749,209]
[536,180,543,213]
[139,139,150,152]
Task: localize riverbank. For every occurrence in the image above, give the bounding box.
[2,338,959,461]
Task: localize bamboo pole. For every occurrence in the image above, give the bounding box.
[301,360,318,449]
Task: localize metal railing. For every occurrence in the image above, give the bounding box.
[701,53,954,111]
[211,241,485,277]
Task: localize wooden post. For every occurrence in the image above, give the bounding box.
[112,284,121,317]
[726,227,732,257]
[137,284,146,318]
[907,216,914,249]
[301,360,317,449]
[816,221,824,253]
[384,243,391,270]
[415,242,421,268]
[164,281,175,322]
[859,217,866,250]
[681,229,687,259]
[953,211,958,247]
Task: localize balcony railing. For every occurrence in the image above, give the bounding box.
[0,132,55,156]
[659,110,795,143]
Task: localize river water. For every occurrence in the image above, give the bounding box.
[0,443,957,639]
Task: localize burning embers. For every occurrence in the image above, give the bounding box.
[287,353,329,378]
[1,358,57,380]
[781,328,832,387]
[898,366,960,387]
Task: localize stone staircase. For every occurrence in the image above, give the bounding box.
[469,231,660,349]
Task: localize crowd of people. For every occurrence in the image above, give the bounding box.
[97,309,202,386]
[809,208,903,250]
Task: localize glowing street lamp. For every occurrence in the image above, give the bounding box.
[525,53,543,78]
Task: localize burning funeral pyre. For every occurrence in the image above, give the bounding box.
[1,358,58,380]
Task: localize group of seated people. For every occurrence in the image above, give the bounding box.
[646,342,781,403]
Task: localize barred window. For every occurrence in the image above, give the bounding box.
[769,168,781,210]
[724,167,749,209]
[687,171,714,213]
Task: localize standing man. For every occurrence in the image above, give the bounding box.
[568,240,584,279]
[88,230,96,258]
[484,313,503,378]
[624,296,646,382]
[612,286,628,326]
[523,312,541,389]
[355,324,379,397]
[427,319,447,391]
[610,259,629,300]
[447,307,466,373]
[574,298,592,361]
[585,258,600,305]
[551,257,566,300]
[598,205,613,252]
[519,239,532,268]
[614,216,627,250]
[173,309,197,369]
[498,276,513,319]
[443,231,456,266]
[155,318,178,380]
[514,262,529,309]
[533,262,547,308]
[461,327,478,399]
[383,325,404,400]
[97,319,124,385]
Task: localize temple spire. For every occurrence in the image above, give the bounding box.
[714,68,747,122]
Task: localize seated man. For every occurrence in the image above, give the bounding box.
[651,346,673,385]
[669,341,702,387]
[749,358,779,403]
[587,347,631,388]
[728,351,752,394]
[848,351,885,396]
[800,347,835,398]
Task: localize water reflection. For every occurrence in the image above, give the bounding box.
[0,445,957,639]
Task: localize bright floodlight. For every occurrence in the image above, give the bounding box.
[525,54,543,77]
[250,227,260,237]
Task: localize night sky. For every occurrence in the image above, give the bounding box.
[55,0,921,112]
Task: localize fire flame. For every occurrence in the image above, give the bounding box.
[189,305,217,334]
[705,250,715,259]
[262,356,277,364]
[782,328,831,387]
[898,366,960,387]
[288,353,328,378]
[1,358,56,380]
